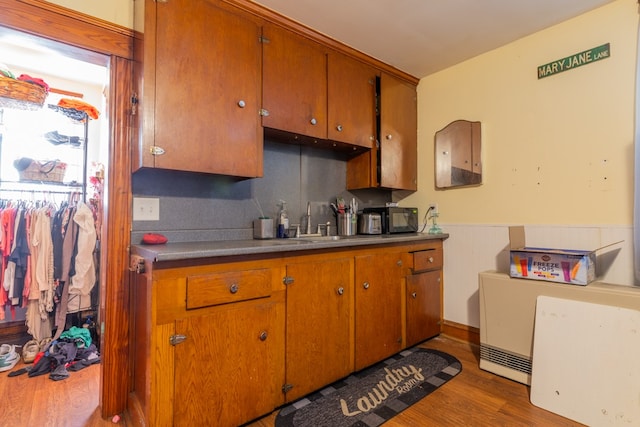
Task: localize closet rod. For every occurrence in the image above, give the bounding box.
[0,188,81,195]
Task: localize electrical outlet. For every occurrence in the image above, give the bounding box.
[133,197,160,221]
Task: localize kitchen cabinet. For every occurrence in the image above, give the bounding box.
[130,238,443,426]
[262,24,376,151]
[347,72,418,191]
[131,259,285,427]
[262,24,327,140]
[136,0,263,177]
[354,251,409,370]
[284,256,354,401]
[406,246,443,346]
[327,52,377,149]
[435,119,482,188]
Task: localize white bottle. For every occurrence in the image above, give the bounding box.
[277,200,289,238]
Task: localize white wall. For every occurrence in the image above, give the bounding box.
[44,0,134,28]
[404,0,639,328]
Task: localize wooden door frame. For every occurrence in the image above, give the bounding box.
[0,0,133,418]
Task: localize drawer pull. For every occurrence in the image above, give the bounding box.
[363,282,370,290]
[259,331,268,341]
[411,292,417,299]
[337,287,344,296]
[229,283,239,294]
[428,257,434,263]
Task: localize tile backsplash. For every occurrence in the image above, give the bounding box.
[131,139,391,243]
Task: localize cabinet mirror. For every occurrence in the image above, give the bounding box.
[434,119,482,189]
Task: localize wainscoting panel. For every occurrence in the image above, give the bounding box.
[441,223,634,329]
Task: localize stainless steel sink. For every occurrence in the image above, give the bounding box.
[296,235,344,242]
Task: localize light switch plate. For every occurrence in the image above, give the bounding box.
[133,197,160,221]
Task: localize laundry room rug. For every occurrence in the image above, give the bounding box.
[275,347,461,427]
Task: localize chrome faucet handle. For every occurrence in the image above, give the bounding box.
[326,221,331,236]
[317,223,322,234]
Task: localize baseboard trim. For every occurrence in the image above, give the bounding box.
[441,320,479,346]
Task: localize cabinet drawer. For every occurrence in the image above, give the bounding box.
[413,248,443,272]
[186,269,272,309]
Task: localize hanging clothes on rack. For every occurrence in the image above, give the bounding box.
[0,197,98,341]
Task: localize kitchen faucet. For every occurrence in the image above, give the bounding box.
[306,201,312,234]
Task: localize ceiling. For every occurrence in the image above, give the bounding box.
[252,0,617,78]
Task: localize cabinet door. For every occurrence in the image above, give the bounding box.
[379,73,417,190]
[173,300,284,427]
[327,52,376,148]
[354,252,406,370]
[406,270,442,347]
[262,24,327,139]
[147,0,263,177]
[285,257,353,401]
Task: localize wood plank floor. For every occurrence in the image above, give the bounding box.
[0,335,583,426]
[248,336,584,427]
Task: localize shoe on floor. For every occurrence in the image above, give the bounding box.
[22,340,39,364]
[0,344,20,372]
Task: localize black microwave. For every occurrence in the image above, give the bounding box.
[362,207,419,234]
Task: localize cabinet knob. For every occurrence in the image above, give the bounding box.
[411,292,417,299]
[397,260,403,267]
[337,287,344,296]
[310,118,317,125]
[336,124,343,132]
[363,282,370,290]
[229,283,239,294]
[386,134,392,140]
[237,100,246,108]
[428,257,434,263]
[259,331,268,341]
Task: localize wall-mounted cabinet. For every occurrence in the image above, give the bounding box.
[135,0,417,186]
[347,73,418,191]
[435,119,482,188]
[135,0,263,178]
[262,24,327,140]
[262,25,376,152]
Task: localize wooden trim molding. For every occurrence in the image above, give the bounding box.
[18,0,133,37]
[0,0,135,419]
[98,54,133,418]
[0,0,132,60]
[441,320,480,346]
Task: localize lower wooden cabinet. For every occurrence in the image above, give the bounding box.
[284,256,354,401]
[406,270,442,347]
[173,299,285,426]
[406,246,444,346]
[130,239,443,427]
[354,251,409,370]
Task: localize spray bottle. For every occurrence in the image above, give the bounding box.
[277,200,289,238]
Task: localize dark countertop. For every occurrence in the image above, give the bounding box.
[132,232,448,262]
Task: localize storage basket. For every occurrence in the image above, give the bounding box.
[18,159,67,183]
[0,75,47,110]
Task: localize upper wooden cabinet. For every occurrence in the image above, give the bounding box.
[327,52,377,149]
[135,0,417,179]
[136,0,263,177]
[347,73,418,191]
[262,25,376,151]
[262,24,327,140]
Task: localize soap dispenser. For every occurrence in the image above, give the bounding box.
[277,200,289,238]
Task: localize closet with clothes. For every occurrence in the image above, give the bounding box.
[0,60,104,377]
